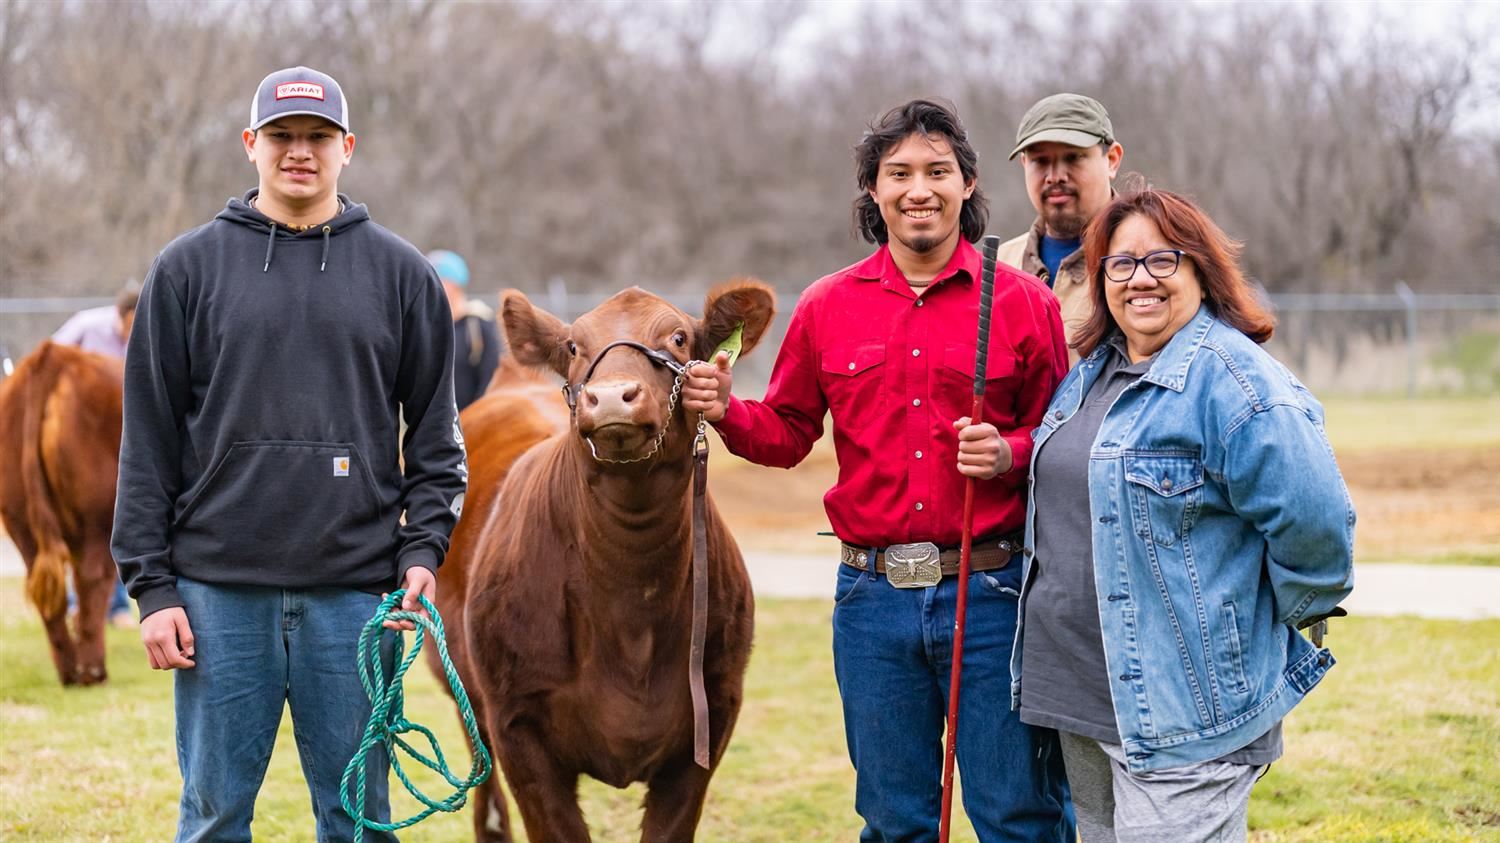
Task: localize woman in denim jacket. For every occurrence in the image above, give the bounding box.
[1012,189,1354,842]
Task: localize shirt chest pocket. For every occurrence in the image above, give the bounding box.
[1124,453,1205,547]
[820,342,887,419]
[938,344,1017,419]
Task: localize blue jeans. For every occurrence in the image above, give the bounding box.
[111,578,131,616]
[832,555,1074,842]
[174,577,396,843]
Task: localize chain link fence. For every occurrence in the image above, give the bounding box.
[4,283,1498,396]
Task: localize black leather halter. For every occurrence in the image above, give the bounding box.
[561,340,688,412]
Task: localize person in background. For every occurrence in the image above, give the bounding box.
[427,249,502,410]
[1015,188,1354,842]
[53,281,140,359]
[53,280,141,627]
[997,93,1124,352]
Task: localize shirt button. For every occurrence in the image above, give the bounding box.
[1053,410,1064,420]
[913,398,921,407]
[916,299,924,307]
[912,349,921,357]
[915,450,924,459]
[915,502,924,511]
[1162,477,1174,491]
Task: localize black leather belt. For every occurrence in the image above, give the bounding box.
[839,532,1022,588]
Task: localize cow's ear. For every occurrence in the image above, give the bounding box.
[697,278,776,362]
[500,290,571,378]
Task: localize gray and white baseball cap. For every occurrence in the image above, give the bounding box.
[249,66,349,133]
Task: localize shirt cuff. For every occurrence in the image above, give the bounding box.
[136,583,184,621]
[396,547,440,586]
[1001,430,1035,479]
[713,395,754,444]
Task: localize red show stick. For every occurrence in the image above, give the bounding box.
[938,233,1001,842]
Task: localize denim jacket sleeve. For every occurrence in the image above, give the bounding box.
[1221,401,1355,627]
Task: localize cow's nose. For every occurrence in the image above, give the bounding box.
[583,381,641,410]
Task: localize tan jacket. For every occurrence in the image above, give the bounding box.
[996,219,1092,362]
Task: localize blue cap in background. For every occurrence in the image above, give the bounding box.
[426,250,469,286]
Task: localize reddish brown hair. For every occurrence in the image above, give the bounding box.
[1074,189,1274,357]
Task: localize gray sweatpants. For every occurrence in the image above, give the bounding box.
[1057,730,1260,843]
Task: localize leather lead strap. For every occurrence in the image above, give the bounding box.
[690,441,711,769]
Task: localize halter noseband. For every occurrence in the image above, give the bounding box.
[561,340,703,464]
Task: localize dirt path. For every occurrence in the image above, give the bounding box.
[712,438,1500,564]
[6,440,1495,618]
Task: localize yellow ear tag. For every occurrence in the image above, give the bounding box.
[713,322,744,368]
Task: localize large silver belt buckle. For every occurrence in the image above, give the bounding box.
[885,542,942,589]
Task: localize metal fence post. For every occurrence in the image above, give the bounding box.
[548,276,568,320]
[1395,280,1417,398]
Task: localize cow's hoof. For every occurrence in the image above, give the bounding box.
[73,664,107,686]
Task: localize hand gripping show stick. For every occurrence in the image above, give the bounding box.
[938,234,1001,841]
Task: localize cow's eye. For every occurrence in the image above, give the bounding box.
[566,341,577,356]
[672,331,687,349]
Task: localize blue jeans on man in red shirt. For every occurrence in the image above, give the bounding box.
[832,555,1074,842]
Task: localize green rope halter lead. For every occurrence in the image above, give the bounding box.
[340,589,492,842]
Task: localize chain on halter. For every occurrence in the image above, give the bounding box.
[586,360,702,464]
[560,339,703,465]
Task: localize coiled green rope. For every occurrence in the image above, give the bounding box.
[340,589,492,842]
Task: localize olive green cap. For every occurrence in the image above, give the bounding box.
[1009,93,1114,160]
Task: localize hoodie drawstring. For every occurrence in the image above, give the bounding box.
[320,226,331,272]
[263,222,277,272]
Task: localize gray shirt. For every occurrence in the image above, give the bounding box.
[1021,336,1282,766]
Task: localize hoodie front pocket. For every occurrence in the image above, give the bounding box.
[176,440,380,543]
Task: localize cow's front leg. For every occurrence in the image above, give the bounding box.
[495,717,590,843]
[639,755,714,843]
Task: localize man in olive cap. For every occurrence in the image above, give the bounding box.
[997,93,1124,349]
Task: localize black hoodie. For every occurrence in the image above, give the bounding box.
[113,190,468,619]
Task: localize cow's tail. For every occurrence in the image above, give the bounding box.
[19,342,72,620]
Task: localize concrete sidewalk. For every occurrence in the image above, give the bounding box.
[740,551,1499,621]
[2,535,1494,620]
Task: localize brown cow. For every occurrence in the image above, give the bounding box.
[431,282,774,842]
[0,341,124,685]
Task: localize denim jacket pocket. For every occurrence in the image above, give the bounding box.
[1124,453,1205,547]
[1218,602,1250,695]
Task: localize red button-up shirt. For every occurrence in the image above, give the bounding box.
[715,239,1067,548]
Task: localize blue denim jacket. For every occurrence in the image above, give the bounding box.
[1011,307,1355,772]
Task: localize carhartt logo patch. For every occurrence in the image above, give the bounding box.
[333,457,350,477]
[276,82,325,101]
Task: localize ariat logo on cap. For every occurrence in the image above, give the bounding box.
[276,82,325,101]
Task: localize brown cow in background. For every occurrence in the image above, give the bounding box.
[0,341,124,685]
[431,282,774,842]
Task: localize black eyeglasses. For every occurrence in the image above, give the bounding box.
[1101,249,1185,282]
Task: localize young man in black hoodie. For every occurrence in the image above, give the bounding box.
[112,66,467,841]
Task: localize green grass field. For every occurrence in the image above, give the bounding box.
[1321,396,1500,453]
[1,586,1496,842]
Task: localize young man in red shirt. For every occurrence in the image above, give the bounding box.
[684,99,1073,841]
